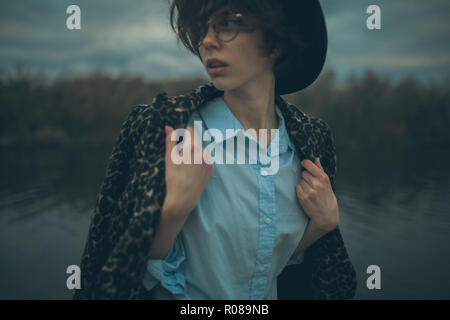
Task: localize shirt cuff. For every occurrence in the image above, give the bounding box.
[143,233,187,295]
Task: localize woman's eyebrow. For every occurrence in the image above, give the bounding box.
[209,8,236,19]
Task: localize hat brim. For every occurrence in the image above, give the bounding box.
[275,0,328,95]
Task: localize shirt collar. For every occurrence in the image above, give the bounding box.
[198,96,294,156]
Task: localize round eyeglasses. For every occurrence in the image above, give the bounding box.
[196,12,245,47]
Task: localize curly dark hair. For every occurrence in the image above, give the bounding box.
[169,0,311,80]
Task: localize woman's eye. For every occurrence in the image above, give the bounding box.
[218,18,238,29]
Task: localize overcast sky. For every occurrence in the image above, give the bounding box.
[0,0,449,84]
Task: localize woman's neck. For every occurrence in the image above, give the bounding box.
[222,75,278,143]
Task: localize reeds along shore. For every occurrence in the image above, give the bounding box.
[0,68,449,152]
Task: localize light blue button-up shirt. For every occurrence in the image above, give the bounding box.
[142,96,309,299]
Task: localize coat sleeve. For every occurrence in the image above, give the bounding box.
[73,105,147,300]
[277,121,357,300]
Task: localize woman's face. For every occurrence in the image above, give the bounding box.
[198,10,276,92]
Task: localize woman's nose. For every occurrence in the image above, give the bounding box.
[200,25,220,49]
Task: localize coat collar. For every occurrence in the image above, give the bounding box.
[161,82,317,163]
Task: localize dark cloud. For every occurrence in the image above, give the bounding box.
[320,0,450,82]
[0,0,448,83]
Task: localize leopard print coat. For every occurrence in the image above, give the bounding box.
[73,82,357,300]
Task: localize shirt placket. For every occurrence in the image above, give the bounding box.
[249,145,277,299]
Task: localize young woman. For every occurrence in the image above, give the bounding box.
[74,0,356,300]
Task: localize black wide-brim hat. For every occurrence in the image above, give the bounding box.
[275,0,328,95]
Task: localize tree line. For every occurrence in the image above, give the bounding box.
[1,67,449,152]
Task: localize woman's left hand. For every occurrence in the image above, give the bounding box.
[295,157,339,232]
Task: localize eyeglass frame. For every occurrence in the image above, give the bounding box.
[196,12,252,48]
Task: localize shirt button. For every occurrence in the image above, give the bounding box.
[265,218,271,224]
[259,266,265,273]
[261,169,268,176]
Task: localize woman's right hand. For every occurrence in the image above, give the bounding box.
[162,125,214,218]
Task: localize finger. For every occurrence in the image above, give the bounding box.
[301,158,322,178]
[165,126,176,156]
[186,126,203,161]
[185,126,200,149]
[295,183,304,199]
[186,125,205,163]
[166,126,183,164]
[173,127,192,160]
[315,157,324,171]
[300,179,312,193]
[301,170,316,188]
[185,126,193,145]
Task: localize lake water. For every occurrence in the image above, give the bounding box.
[1,144,449,299]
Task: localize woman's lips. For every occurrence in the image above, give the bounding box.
[207,65,228,76]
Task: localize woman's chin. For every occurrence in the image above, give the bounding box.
[210,79,239,92]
